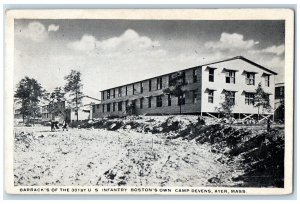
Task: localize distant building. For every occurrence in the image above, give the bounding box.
[41,96,101,123]
[41,100,68,123]
[92,56,277,121]
[274,82,284,122]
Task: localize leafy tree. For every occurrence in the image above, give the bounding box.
[216,91,235,125]
[46,87,66,120]
[254,83,272,120]
[163,72,186,114]
[14,76,45,123]
[64,70,83,121]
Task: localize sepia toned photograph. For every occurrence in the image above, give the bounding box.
[5,9,294,195]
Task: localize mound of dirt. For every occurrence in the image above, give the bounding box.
[40,115,284,187]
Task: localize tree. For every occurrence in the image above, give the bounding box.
[216,91,235,125]
[14,77,45,123]
[163,72,186,114]
[254,83,272,121]
[46,87,66,121]
[64,70,83,121]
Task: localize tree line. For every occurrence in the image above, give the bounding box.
[14,70,83,123]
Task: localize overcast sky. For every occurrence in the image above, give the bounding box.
[14,19,285,99]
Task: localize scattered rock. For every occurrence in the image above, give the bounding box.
[208,177,221,184]
[124,125,131,130]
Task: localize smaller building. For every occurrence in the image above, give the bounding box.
[274,82,284,122]
[41,100,68,123]
[41,96,101,123]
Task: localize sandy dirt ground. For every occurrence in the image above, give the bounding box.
[14,126,243,187]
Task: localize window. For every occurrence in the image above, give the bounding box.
[93,106,95,113]
[265,75,270,87]
[225,91,235,104]
[107,103,111,112]
[167,94,172,106]
[193,69,198,83]
[266,94,270,102]
[192,90,198,103]
[140,98,143,109]
[148,97,152,108]
[125,86,128,96]
[96,104,100,109]
[178,93,186,105]
[245,93,255,105]
[182,72,186,85]
[275,86,284,99]
[107,90,110,99]
[118,87,122,97]
[133,84,135,95]
[149,80,152,91]
[246,73,255,85]
[208,90,214,103]
[113,102,116,111]
[225,71,235,84]
[157,77,162,90]
[169,75,175,86]
[279,87,284,96]
[118,101,122,111]
[125,100,128,108]
[102,92,104,100]
[209,68,214,82]
[140,82,143,93]
[102,104,105,112]
[156,95,162,107]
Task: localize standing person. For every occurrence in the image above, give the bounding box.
[54,121,59,130]
[51,120,55,131]
[62,120,68,131]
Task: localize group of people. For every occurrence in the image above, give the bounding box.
[51,120,69,131]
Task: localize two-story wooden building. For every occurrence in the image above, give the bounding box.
[92,56,277,119]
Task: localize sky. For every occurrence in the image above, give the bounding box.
[14,19,285,99]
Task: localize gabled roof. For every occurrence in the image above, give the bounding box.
[100,56,277,92]
[204,56,277,75]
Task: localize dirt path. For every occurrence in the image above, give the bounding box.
[14,126,241,187]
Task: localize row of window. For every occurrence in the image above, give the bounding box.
[103,69,200,100]
[103,68,271,101]
[95,90,199,113]
[206,90,265,105]
[95,90,269,113]
[207,68,270,86]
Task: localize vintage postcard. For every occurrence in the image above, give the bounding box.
[5,9,294,195]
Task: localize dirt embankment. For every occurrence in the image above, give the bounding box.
[14,127,236,187]
[14,116,284,187]
[71,116,285,187]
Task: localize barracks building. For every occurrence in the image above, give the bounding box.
[92,56,277,120]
